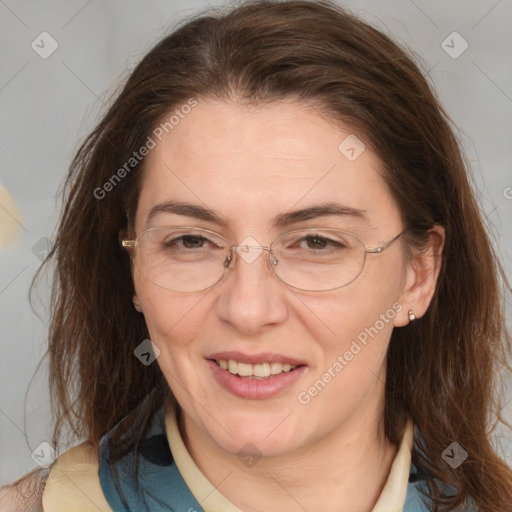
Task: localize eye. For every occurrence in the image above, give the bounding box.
[173,235,206,249]
[295,234,347,251]
[163,234,218,250]
[301,235,329,250]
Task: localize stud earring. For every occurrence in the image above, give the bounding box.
[408,310,416,322]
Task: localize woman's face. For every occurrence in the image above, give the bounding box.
[133,98,411,457]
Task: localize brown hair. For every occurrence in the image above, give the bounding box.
[31,0,512,509]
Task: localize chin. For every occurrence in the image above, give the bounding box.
[207,410,306,458]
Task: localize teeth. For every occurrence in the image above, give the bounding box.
[228,359,237,374]
[237,362,253,377]
[217,359,297,378]
[271,362,291,374]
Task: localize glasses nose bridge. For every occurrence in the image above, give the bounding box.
[231,243,271,251]
[225,243,278,270]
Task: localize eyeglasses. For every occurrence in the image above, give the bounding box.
[122,226,403,293]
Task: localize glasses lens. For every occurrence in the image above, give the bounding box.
[135,227,366,292]
[270,229,365,291]
[137,227,229,292]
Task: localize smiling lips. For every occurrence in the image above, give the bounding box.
[207,352,307,397]
[208,351,305,379]
[208,356,307,399]
[215,359,298,379]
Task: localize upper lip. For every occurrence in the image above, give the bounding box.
[207,351,306,366]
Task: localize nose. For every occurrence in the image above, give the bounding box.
[214,245,288,335]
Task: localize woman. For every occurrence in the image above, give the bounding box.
[2,0,511,510]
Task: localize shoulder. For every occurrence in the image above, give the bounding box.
[42,441,112,511]
[0,466,49,512]
[1,441,112,512]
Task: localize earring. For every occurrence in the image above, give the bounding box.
[408,310,416,322]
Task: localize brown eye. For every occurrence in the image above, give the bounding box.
[304,235,328,249]
[163,235,208,249]
[180,235,207,248]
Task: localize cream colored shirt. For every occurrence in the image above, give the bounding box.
[42,403,414,512]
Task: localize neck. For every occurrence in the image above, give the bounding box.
[179,393,398,512]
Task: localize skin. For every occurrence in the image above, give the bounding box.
[132,98,444,512]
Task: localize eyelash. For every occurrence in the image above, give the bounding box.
[163,233,347,252]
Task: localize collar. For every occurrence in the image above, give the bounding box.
[42,398,421,512]
[164,398,415,512]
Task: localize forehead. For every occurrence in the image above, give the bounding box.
[135,99,400,235]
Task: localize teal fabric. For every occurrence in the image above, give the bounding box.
[99,405,202,511]
[98,406,473,511]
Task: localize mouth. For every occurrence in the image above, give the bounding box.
[211,358,302,379]
[206,352,307,399]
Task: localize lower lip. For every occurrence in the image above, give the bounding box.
[207,360,307,400]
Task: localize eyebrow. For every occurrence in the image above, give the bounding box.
[146,200,367,228]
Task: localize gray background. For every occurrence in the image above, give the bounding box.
[1,0,511,486]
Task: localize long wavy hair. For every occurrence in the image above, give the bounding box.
[31,0,512,509]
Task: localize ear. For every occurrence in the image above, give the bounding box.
[132,294,143,313]
[394,226,445,327]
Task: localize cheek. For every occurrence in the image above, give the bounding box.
[135,284,211,401]
[307,260,401,340]
[133,265,206,348]
[306,291,396,370]
[295,288,399,431]
[299,257,403,378]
